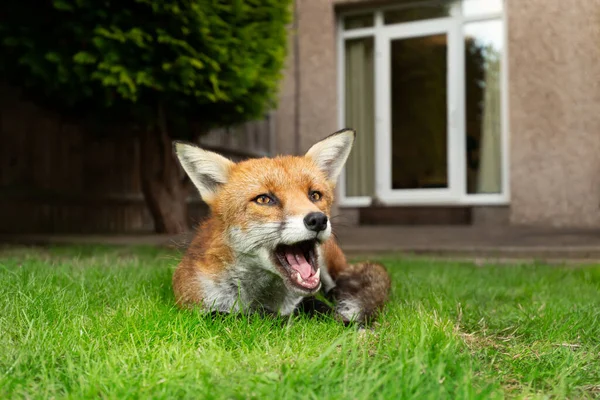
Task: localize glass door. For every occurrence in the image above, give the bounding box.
[376,19,461,204]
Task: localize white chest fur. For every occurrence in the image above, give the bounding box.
[198,252,305,316]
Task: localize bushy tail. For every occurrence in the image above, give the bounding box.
[329,261,391,324]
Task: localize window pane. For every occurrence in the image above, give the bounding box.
[462,0,503,16]
[384,2,451,25]
[344,13,374,30]
[344,38,375,197]
[465,20,503,194]
[391,34,448,190]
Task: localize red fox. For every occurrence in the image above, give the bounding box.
[172,129,391,323]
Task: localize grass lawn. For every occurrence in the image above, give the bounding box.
[1,245,599,399]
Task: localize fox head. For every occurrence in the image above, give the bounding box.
[173,128,355,295]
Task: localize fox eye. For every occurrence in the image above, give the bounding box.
[309,190,322,202]
[254,194,276,205]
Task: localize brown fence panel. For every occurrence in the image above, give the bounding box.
[0,85,275,234]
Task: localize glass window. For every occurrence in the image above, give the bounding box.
[344,37,375,196]
[390,34,448,189]
[340,1,506,200]
[462,0,503,16]
[384,2,451,25]
[344,13,374,30]
[464,19,503,194]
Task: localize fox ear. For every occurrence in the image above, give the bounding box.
[173,141,234,203]
[305,128,356,184]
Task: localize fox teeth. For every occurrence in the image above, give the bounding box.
[293,271,302,283]
[314,268,320,277]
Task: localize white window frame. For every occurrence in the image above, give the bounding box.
[337,1,510,207]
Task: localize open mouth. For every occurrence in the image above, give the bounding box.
[273,240,320,292]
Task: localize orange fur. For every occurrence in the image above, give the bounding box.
[212,156,334,227]
[321,238,348,280]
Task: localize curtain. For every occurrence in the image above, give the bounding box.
[345,38,376,197]
[476,54,502,194]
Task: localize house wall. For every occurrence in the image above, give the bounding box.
[275,0,600,228]
[274,0,340,157]
[508,0,600,227]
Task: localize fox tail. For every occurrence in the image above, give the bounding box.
[328,261,391,324]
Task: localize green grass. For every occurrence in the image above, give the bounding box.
[1,245,599,399]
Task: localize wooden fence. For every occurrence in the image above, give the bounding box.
[0,84,276,234]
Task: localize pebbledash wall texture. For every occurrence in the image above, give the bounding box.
[273,0,600,228]
[508,0,600,228]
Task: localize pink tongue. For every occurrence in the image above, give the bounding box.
[285,250,313,280]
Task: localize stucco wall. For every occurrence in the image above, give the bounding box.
[273,13,298,157]
[508,0,600,227]
[275,0,340,158]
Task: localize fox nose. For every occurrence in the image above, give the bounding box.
[304,212,328,233]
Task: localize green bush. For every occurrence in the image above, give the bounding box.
[0,0,291,131]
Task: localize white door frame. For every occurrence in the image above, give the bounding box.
[376,18,463,205]
[336,3,510,207]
